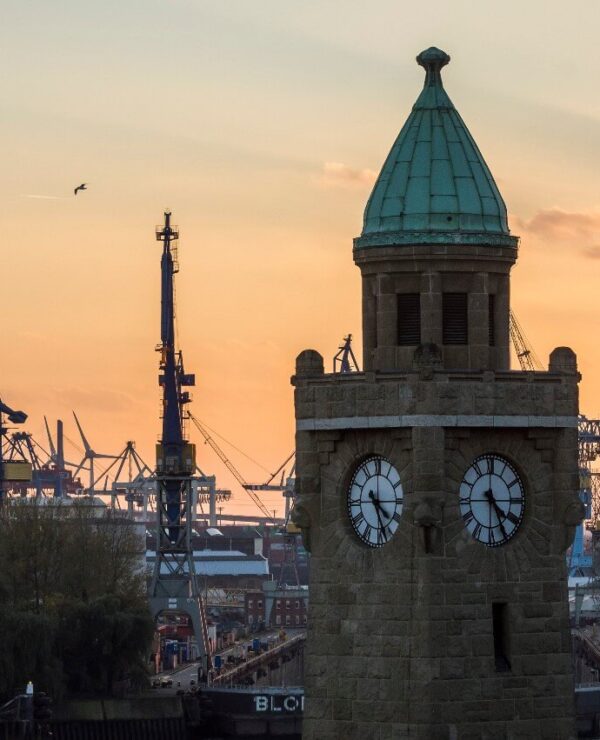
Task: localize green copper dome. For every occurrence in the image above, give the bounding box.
[355,47,518,249]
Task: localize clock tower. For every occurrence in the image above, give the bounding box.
[292,48,583,738]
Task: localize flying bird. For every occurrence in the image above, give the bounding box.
[74,183,87,195]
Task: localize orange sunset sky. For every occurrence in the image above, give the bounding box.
[2,1,600,518]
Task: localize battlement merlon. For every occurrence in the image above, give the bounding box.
[292,346,579,426]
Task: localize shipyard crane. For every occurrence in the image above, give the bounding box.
[333,334,360,373]
[41,417,89,497]
[43,416,58,462]
[43,416,83,470]
[570,416,600,575]
[188,412,293,522]
[68,439,155,513]
[3,423,86,499]
[8,432,45,471]
[0,399,27,426]
[509,311,542,371]
[148,210,211,677]
[0,400,30,501]
[249,454,296,521]
[509,311,600,574]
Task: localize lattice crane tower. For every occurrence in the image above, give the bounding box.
[148,211,211,676]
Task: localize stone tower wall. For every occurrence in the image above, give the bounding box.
[355,244,514,374]
[293,356,581,739]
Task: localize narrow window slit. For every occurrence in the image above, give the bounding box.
[492,602,511,672]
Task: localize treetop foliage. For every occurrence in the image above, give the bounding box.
[0,500,154,700]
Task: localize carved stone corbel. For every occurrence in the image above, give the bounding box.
[561,498,585,552]
[291,499,312,553]
[413,498,444,554]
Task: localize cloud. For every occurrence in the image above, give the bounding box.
[317,161,377,189]
[21,194,70,200]
[513,208,600,259]
[50,386,141,414]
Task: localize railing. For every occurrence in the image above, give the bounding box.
[211,633,305,686]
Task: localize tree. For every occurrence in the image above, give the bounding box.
[0,500,154,700]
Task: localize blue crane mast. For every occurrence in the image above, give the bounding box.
[156,210,195,538]
[149,211,211,676]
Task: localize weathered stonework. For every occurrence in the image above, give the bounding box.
[293,358,581,739]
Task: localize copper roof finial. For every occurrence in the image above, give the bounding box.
[416,47,450,87]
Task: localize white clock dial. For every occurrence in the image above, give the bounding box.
[347,456,403,548]
[459,454,524,547]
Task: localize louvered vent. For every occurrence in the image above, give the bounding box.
[489,294,496,347]
[442,293,468,345]
[397,294,421,346]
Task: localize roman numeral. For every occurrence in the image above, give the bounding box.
[489,528,496,545]
[473,523,483,540]
[393,512,402,524]
[476,458,490,476]
[352,512,365,527]
[362,523,373,541]
[373,458,381,475]
[506,511,520,525]
[462,510,474,525]
[507,479,520,489]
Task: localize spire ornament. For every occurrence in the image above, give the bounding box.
[416,46,451,87]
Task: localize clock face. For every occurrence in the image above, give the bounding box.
[347,456,403,548]
[459,454,525,547]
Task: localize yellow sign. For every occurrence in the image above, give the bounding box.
[3,462,33,481]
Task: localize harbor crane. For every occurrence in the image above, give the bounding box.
[509,310,600,574]
[148,210,211,677]
[333,334,360,373]
[0,399,29,503]
[509,311,542,371]
[188,412,294,522]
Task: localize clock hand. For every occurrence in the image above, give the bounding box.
[374,504,387,539]
[485,490,508,539]
[368,489,389,519]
